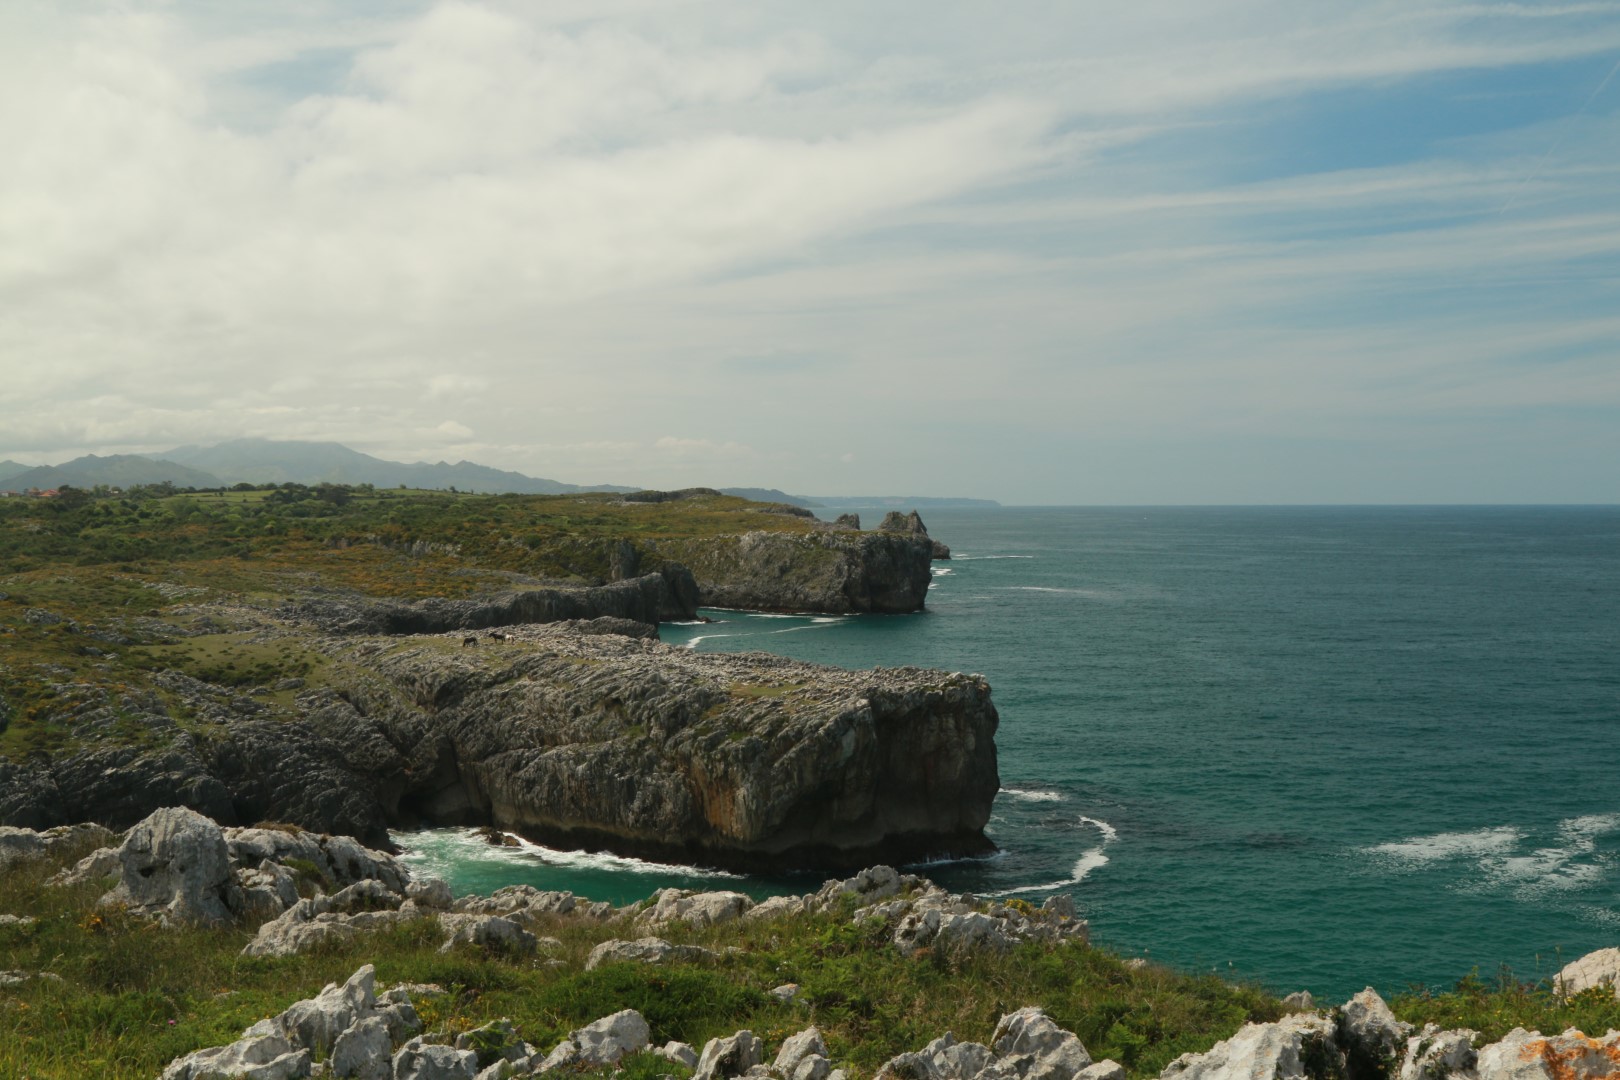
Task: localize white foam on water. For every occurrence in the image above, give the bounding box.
[991,815,1116,896]
[1362,814,1620,904]
[1001,787,1064,803]
[682,633,740,649]
[932,567,955,577]
[952,555,1035,560]
[1002,586,1115,598]
[1364,827,1524,864]
[396,826,741,881]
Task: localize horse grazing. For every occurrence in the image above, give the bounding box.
[461,636,478,647]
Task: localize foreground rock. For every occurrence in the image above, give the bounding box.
[1555,947,1620,1000]
[51,806,410,930]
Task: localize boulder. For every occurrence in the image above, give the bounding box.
[992,1007,1092,1080]
[1399,1026,1477,1080]
[1338,987,1413,1074]
[585,936,718,970]
[1476,1028,1620,1080]
[695,1031,766,1080]
[160,1031,311,1080]
[329,1015,392,1080]
[638,887,754,928]
[242,898,359,957]
[93,806,239,926]
[571,1009,651,1065]
[777,1027,833,1080]
[407,876,455,910]
[662,1042,701,1069]
[920,1032,997,1080]
[393,1040,479,1080]
[1162,1014,1343,1080]
[1076,1063,1124,1080]
[437,913,538,955]
[276,965,378,1057]
[1555,948,1620,1000]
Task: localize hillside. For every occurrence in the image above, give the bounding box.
[162,438,636,495]
[0,454,223,492]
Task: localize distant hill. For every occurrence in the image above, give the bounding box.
[717,488,821,508]
[808,495,1001,509]
[0,454,223,492]
[0,461,27,489]
[162,439,638,495]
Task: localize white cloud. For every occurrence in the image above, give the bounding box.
[1,1,1617,500]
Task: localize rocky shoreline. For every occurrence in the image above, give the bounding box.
[4,806,1617,1080]
[1,613,1000,871]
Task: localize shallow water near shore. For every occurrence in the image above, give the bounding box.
[397,506,1620,1001]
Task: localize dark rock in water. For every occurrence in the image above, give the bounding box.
[833,513,861,530]
[477,825,520,847]
[931,540,951,560]
[875,509,949,559]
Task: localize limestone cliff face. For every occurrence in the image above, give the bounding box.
[0,621,1000,870]
[653,530,934,614]
[366,624,999,869]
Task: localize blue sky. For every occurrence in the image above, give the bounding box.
[1,1,1616,502]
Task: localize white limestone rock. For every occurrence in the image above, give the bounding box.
[662,1042,701,1069]
[1475,1028,1620,1080]
[777,1027,833,1080]
[1339,988,1413,1070]
[437,913,538,955]
[921,1032,997,1080]
[992,1007,1092,1080]
[1399,1025,1478,1080]
[696,1030,766,1080]
[91,806,240,926]
[585,936,718,970]
[329,1014,392,1080]
[638,887,755,928]
[1076,1062,1124,1080]
[1161,1013,1343,1080]
[1555,948,1620,1000]
[393,1040,480,1080]
[160,1031,312,1080]
[571,1008,652,1065]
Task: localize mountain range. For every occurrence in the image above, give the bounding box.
[0,439,997,507]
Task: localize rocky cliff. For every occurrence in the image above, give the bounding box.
[653,529,934,614]
[284,569,698,634]
[0,618,999,870]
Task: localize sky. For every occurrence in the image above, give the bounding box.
[2,1,1618,504]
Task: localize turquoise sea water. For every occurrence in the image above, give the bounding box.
[400,506,1620,1000]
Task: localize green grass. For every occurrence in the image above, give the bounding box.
[1,846,1616,1079]
[0,845,1283,1080]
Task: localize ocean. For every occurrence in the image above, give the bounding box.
[399,506,1620,1000]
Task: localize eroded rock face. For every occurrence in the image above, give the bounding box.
[5,596,993,870]
[375,626,999,872]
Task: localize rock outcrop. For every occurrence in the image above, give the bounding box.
[2,614,999,868]
[284,570,697,635]
[1555,946,1620,999]
[654,529,935,614]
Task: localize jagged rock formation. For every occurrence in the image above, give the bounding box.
[879,509,951,560]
